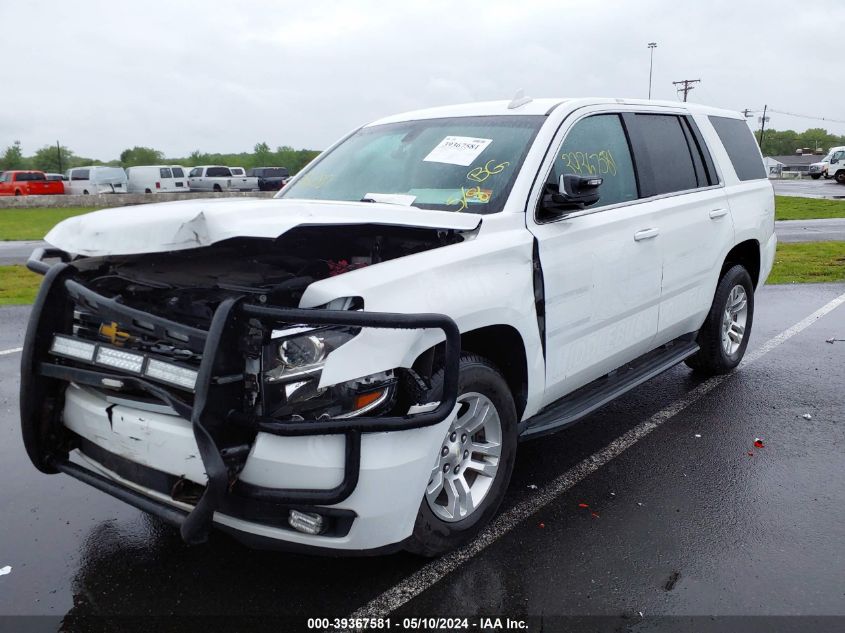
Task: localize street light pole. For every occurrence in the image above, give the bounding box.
[647,42,657,99]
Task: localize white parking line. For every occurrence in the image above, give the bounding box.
[349,290,845,622]
[0,347,23,356]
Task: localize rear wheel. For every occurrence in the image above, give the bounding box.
[213,184,222,192]
[836,171,845,184]
[83,190,89,195]
[685,265,754,375]
[145,188,152,194]
[404,353,517,557]
[14,190,21,196]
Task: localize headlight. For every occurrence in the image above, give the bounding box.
[264,326,357,382]
[260,326,394,419]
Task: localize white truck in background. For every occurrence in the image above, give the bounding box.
[188,166,258,192]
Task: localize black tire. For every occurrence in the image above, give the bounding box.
[14,190,21,196]
[404,353,517,557]
[685,265,754,375]
[810,174,821,180]
[213,184,222,192]
[83,190,89,195]
[836,171,845,185]
[145,188,152,194]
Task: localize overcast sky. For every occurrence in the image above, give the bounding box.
[1,0,841,159]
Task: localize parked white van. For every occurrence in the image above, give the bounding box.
[64,166,128,195]
[126,165,190,193]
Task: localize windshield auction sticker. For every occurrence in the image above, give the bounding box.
[423,136,493,166]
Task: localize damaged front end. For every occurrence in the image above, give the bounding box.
[20,227,461,549]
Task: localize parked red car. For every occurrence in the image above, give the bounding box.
[0,170,65,196]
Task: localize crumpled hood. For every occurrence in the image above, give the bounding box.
[45,197,481,257]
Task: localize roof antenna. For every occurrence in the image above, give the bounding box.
[507,89,533,110]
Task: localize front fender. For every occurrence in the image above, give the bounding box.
[301,221,546,418]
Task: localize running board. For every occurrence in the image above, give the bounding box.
[520,338,699,440]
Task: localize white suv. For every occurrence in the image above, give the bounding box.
[22,97,775,556]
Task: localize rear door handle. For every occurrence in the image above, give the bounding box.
[634,228,659,241]
[709,208,728,219]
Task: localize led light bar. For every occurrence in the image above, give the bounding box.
[95,347,145,373]
[50,336,96,362]
[145,359,198,391]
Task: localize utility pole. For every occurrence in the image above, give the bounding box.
[672,78,701,102]
[647,42,657,99]
[56,141,62,173]
[758,105,769,155]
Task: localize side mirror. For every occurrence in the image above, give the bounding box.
[541,174,602,216]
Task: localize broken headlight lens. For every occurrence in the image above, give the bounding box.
[264,326,357,383]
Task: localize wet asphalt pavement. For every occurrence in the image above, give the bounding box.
[772,178,845,199]
[0,284,844,631]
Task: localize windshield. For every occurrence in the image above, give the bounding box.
[279,115,545,214]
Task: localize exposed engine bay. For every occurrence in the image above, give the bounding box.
[71,224,465,328]
[55,224,461,422]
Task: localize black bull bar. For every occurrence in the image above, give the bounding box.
[21,250,460,544]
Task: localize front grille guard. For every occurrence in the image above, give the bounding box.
[21,250,460,544]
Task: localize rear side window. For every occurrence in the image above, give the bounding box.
[159,168,173,179]
[71,169,90,180]
[206,167,230,177]
[171,167,184,178]
[631,114,698,195]
[549,114,638,208]
[708,116,766,181]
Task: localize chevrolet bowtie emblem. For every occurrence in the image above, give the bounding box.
[99,322,131,346]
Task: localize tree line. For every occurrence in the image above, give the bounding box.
[754,127,845,157]
[0,141,321,174]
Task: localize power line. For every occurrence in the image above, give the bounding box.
[672,79,700,102]
[766,108,845,125]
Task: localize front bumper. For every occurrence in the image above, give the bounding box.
[21,249,460,551]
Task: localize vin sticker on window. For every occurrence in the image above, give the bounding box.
[423,136,493,166]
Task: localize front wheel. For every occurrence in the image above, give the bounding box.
[810,174,821,180]
[404,353,517,556]
[685,265,754,375]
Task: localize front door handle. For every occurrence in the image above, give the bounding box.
[634,228,659,241]
[709,208,728,219]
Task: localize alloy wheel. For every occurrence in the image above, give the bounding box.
[721,284,748,356]
[425,392,502,522]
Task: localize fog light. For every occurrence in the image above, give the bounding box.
[288,510,326,535]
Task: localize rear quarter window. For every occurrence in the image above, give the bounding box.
[708,116,767,181]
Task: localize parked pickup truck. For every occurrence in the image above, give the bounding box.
[228,167,260,191]
[22,97,775,556]
[187,166,257,192]
[246,166,290,191]
[0,170,65,196]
